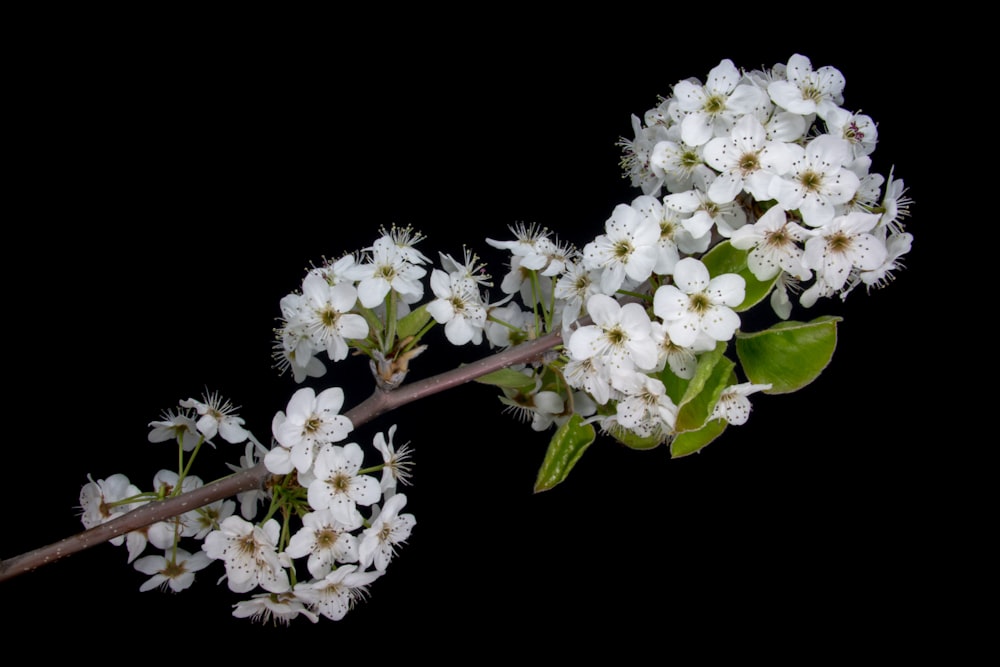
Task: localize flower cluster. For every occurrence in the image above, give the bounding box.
[71,53,914,624]
[79,388,415,625]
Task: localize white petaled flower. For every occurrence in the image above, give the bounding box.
[499,371,567,432]
[553,258,602,337]
[729,204,813,281]
[562,354,615,406]
[768,134,861,228]
[285,508,361,579]
[439,247,493,288]
[179,390,249,444]
[147,407,200,452]
[710,382,772,425]
[630,194,711,276]
[425,268,488,346]
[672,57,769,146]
[78,473,144,546]
[613,372,679,440]
[649,135,715,195]
[824,107,878,158]
[232,589,320,625]
[662,187,747,239]
[653,257,745,348]
[702,113,794,204]
[859,230,912,290]
[582,202,662,294]
[371,424,414,492]
[295,565,381,622]
[877,167,912,235]
[767,53,845,120]
[357,234,428,309]
[298,273,369,363]
[484,302,534,349]
[268,386,353,475]
[202,516,290,594]
[800,211,888,306]
[649,320,714,380]
[617,113,672,196]
[186,498,236,540]
[307,442,382,527]
[359,493,416,572]
[567,293,659,389]
[133,548,212,593]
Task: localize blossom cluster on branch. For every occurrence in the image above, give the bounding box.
[1,53,913,625]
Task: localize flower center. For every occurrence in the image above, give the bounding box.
[320,307,340,328]
[304,415,323,433]
[688,292,711,313]
[332,473,351,493]
[315,528,338,548]
[799,170,823,192]
[702,94,727,115]
[607,326,627,346]
[738,152,759,173]
[613,240,633,260]
[827,231,853,253]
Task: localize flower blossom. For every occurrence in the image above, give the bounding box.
[653,258,745,348]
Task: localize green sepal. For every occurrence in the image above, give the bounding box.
[700,240,779,312]
[670,417,728,458]
[673,341,735,433]
[533,413,596,493]
[396,303,432,340]
[735,315,841,394]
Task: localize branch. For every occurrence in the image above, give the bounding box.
[0,329,564,582]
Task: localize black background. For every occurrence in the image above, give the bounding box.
[4,16,963,657]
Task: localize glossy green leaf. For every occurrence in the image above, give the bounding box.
[612,426,663,451]
[700,240,779,312]
[475,367,537,390]
[533,414,596,493]
[670,417,727,458]
[396,303,432,339]
[735,316,841,394]
[674,342,735,433]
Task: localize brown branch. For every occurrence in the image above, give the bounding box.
[0,329,564,583]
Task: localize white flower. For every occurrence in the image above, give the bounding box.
[307,442,381,526]
[649,135,715,195]
[359,493,416,572]
[768,134,860,228]
[710,382,772,425]
[187,498,236,540]
[78,473,144,544]
[662,187,747,239]
[702,113,794,204]
[180,390,249,444]
[653,257,745,348]
[439,246,493,288]
[147,407,200,452]
[649,320,714,380]
[371,424,414,492]
[232,589,319,625]
[562,354,615,406]
[133,548,211,593]
[202,516,290,594]
[297,273,369,362]
[582,202,661,294]
[425,268,488,345]
[617,113,672,195]
[268,386,353,475]
[285,508,360,579]
[800,211,887,304]
[614,373,679,439]
[295,565,381,621]
[824,107,878,158]
[357,234,427,309]
[553,258,602,338]
[672,57,769,146]
[729,204,813,281]
[567,293,659,388]
[147,471,203,549]
[767,53,845,120]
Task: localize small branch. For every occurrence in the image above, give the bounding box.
[0,329,564,582]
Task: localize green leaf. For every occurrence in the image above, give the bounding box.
[533,414,597,493]
[670,418,727,458]
[700,240,779,312]
[475,367,537,391]
[396,304,432,340]
[735,316,841,394]
[674,342,735,433]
